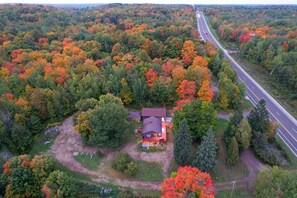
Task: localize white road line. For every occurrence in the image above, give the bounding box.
[276,112,280,116]
[278,130,297,157]
[294,129,297,133]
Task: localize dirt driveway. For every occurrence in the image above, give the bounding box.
[50,116,265,192]
[50,116,172,191]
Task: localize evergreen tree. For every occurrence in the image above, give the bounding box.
[236,118,252,149]
[227,137,239,165]
[174,119,192,166]
[192,130,217,172]
[248,99,269,135]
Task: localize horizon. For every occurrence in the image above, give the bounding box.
[1,0,296,5]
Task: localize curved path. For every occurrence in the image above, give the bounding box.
[50,116,263,191]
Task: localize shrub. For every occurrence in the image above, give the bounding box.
[124,162,138,176]
[112,153,133,172]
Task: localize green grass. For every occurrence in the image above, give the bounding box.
[241,98,253,110]
[275,135,297,169]
[54,160,92,182]
[131,189,162,198]
[133,160,163,182]
[216,188,251,198]
[74,152,102,170]
[214,118,229,135]
[29,132,59,156]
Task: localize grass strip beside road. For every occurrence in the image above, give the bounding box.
[231,54,297,120]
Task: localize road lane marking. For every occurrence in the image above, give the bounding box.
[294,129,297,133]
[278,130,297,155]
[278,132,297,157]
[276,112,280,116]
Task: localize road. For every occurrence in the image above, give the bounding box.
[196,11,297,158]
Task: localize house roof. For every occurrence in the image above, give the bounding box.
[128,111,141,119]
[142,116,162,134]
[141,107,166,117]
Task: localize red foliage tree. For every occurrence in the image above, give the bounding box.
[176,80,196,100]
[145,68,158,89]
[239,33,251,45]
[161,166,216,198]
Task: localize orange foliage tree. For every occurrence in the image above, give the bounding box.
[192,56,208,68]
[198,80,214,102]
[161,166,216,198]
[172,66,186,86]
[181,40,197,66]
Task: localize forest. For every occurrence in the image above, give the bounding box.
[204,6,297,109]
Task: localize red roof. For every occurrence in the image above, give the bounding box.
[141,107,166,118]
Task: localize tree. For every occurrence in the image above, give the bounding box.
[145,68,158,89]
[192,130,218,173]
[198,80,214,102]
[174,119,192,166]
[227,137,239,165]
[192,56,208,68]
[176,80,196,100]
[161,166,215,198]
[181,40,197,66]
[132,77,148,106]
[171,66,186,86]
[89,103,130,148]
[173,100,216,140]
[254,166,297,198]
[235,118,252,149]
[248,99,269,135]
[43,171,75,198]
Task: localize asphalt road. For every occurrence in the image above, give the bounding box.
[196,11,297,158]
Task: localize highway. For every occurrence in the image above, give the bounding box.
[196,11,297,158]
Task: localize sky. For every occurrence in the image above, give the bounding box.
[0,0,296,4]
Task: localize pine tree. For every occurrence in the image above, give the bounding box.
[174,119,192,166]
[236,118,252,149]
[228,137,239,165]
[248,99,269,135]
[192,130,217,173]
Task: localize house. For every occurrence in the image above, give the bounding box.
[141,107,166,121]
[142,116,166,148]
[128,111,141,123]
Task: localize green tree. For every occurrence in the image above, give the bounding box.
[227,137,239,165]
[174,119,192,166]
[236,118,252,149]
[192,130,218,172]
[248,99,269,135]
[173,100,217,140]
[253,166,297,198]
[44,170,76,198]
[11,121,33,153]
[89,103,130,148]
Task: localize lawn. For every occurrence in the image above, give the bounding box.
[74,151,103,170]
[133,160,163,182]
[214,118,229,135]
[216,188,251,198]
[54,160,91,182]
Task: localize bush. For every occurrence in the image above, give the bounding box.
[74,181,119,197]
[112,153,138,176]
[112,153,132,172]
[124,162,138,176]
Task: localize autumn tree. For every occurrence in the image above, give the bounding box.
[145,68,158,89]
[192,130,218,173]
[181,40,197,66]
[43,170,75,198]
[176,80,196,100]
[161,166,215,198]
[171,66,186,86]
[192,56,208,68]
[198,80,214,102]
[174,119,192,166]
